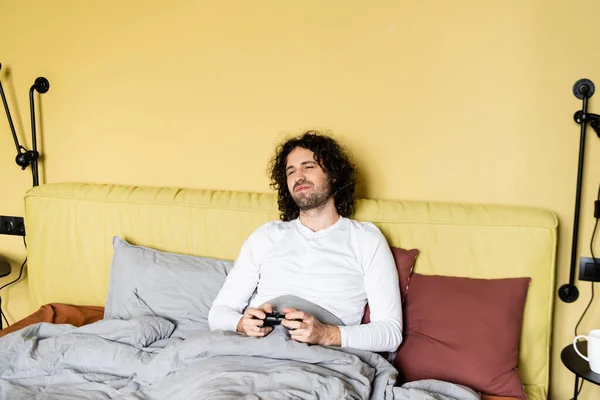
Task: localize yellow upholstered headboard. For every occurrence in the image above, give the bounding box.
[19,182,557,398]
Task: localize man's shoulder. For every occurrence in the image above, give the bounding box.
[246,219,295,240]
[256,219,294,232]
[344,218,389,247]
[345,218,384,236]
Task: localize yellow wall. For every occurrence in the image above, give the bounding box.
[1,1,599,398]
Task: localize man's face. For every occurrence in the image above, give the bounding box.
[285,147,333,211]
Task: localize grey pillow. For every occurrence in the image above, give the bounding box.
[104,236,234,336]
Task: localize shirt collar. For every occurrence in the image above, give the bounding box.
[294,215,345,238]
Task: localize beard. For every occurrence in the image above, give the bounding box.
[291,179,333,212]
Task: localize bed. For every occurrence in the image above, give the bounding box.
[0,182,557,399]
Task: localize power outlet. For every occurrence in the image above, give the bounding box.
[579,256,600,282]
[0,215,25,236]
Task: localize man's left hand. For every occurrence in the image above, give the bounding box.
[281,308,341,346]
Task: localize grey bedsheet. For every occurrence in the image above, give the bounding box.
[0,317,479,400]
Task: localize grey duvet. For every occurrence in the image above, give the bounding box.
[0,317,480,400]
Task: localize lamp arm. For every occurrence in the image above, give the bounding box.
[0,62,49,185]
[0,63,23,156]
[559,78,599,303]
[28,77,49,187]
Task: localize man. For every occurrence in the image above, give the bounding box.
[208,131,402,353]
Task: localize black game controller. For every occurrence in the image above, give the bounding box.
[262,312,287,327]
[254,312,302,329]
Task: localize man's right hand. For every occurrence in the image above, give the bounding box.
[236,303,274,337]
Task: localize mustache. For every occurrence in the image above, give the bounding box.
[293,180,313,190]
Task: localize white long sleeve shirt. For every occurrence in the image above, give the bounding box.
[208,216,403,352]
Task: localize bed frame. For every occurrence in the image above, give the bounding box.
[5,182,558,398]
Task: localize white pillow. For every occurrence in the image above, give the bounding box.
[104,236,233,336]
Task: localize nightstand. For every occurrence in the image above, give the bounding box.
[562,341,600,399]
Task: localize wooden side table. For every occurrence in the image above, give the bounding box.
[0,255,9,278]
[562,340,600,399]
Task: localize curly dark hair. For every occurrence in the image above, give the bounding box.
[268,130,357,221]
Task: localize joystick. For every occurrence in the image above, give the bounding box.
[253,312,302,329]
[262,312,287,327]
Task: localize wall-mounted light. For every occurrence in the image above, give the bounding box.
[0,63,50,187]
[558,78,600,303]
[0,63,50,282]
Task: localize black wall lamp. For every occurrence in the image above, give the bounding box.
[558,78,600,303]
[0,63,50,188]
[0,62,50,278]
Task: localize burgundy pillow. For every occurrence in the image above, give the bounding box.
[362,246,419,324]
[395,273,530,400]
